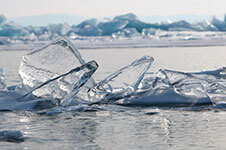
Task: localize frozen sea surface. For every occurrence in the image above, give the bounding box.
[0,46,226,149]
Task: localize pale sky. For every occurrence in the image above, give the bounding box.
[1,0,226,18]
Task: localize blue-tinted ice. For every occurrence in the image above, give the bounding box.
[0,38,226,111]
[0,130,24,142]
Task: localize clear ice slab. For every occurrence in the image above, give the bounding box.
[114,69,214,106]
[19,38,97,102]
[88,64,226,106]
[88,55,154,103]
[117,68,226,106]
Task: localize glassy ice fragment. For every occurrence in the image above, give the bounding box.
[88,55,154,103]
[19,38,97,101]
[22,60,98,102]
[19,37,86,89]
[157,69,210,99]
[115,69,213,106]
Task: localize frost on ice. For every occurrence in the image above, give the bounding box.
[19,38,97,101]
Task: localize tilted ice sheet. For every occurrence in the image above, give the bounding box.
[88,55,154,103]
[19,38,86,87]
[18,38,97,102]
[87,64,226,106]
[191,67,226,103]
[21,60,98,100]
[116,68,226,106]
[157,68,226,103]
[0,60,98,111]
[114,69,212,106]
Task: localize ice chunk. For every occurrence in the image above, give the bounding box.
[0,15,6,25]
[76,18,99,28]
[113,13,138,21]
[99,20,128,35]
[156,69,210,99]
[0,21,29,37]
[142,28,158,37]
[75,19,102,36]
[153,69,226,105]
[88,56,154,103]
[115,69,213,106]
[194,20,218,31]
[115,87,212,107]
[0,68,6,89]
[47,23,71,36]
[112,28,140,38]
[191,67,226,103]
[210,16,226,31]
[19,38,86,89]
[21,60,98,101]
[0,130,24,142]
[19,38,97,101]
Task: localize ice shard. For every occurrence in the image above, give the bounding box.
[191,67,226,103]
[115,69,213,106]
[21,60,98,100]
[88,56,154,103]
[19,38,97,101]
[156,69,211,99]
[0,68,6,89]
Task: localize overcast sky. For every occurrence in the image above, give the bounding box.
[1,0,226,18]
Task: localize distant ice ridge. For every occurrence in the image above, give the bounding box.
[2,13,226,45]
[0,38,226,111]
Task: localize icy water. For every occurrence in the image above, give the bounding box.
[0,46,226,149]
